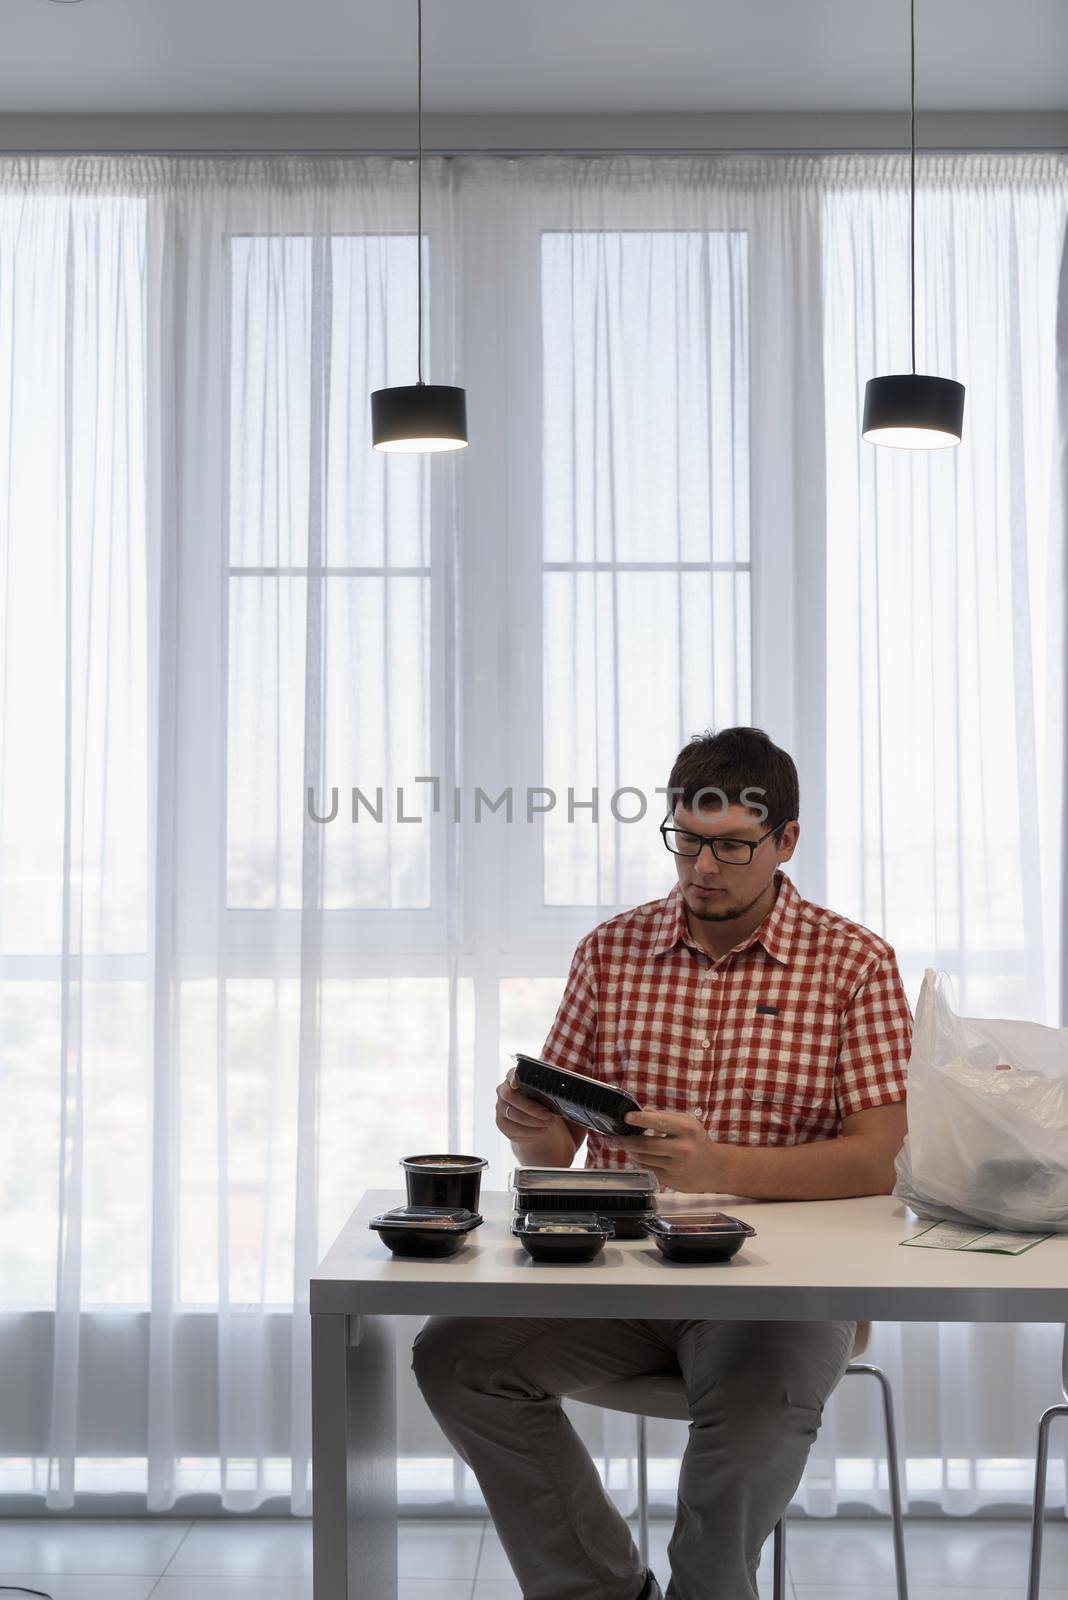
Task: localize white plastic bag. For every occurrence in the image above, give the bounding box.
[893,969,1068,1232]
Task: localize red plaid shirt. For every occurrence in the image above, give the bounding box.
[542,872,911,1175]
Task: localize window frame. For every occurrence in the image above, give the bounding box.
[176,211,463,968]
[493,179,828,953]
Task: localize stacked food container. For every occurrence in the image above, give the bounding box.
[368,1154,488,1258]
[508,1166,757,1264]
[509,1167,658,1261]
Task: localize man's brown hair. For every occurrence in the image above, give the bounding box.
[666,726,799,832]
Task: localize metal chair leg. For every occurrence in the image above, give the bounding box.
[636,1412,650,1567]
[1027,1403,1068,1600]
[847,1363,909,1600]
[772,1517,787,1600]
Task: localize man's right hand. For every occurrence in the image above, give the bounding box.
[495,1064,566,1142]
[496,1065,584,1169]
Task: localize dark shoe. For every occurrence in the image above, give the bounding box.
[635,1571,664,1600]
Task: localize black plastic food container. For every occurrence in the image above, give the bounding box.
[512,1055,644,1137]
[512,1210,615,1264]
[643,1212,755,1263]
[510,1166,657,1238]
[369,1205,482,1259]
[401,1154,488,1212]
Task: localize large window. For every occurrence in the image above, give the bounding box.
[821,160,1064,1019]
[0,193,150,1309]
[540,228,751,908]
[227,233,433,914]
[202,226,476,1306]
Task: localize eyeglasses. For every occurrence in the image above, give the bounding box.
[659,816,789,865]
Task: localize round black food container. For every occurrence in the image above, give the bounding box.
[402,1154,488,1212]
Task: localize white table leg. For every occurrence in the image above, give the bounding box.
[312,1311,397,1600]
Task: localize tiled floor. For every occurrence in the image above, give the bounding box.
[0,1514,1065,1599]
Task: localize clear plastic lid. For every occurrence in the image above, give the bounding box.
[370,1205,480,1232]
[513,1210,615,1236]
[400,1155,488,1173]
[510,1167,657,1195]
[644,1212,755,1238]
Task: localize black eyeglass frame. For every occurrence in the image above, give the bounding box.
[659,815,792,865]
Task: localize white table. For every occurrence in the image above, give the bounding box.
[310,1188,1068,1600]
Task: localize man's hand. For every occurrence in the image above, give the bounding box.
[496,1065,582,1169]
[495,1065,563,1142]
[606,1109,724,1192]
[608,1102,909,1200]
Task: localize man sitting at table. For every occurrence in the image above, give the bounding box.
[413,726,911,1600]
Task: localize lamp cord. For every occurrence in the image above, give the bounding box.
[909,0,916,375]
[416,0,424,386]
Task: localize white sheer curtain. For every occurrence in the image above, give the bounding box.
[0,155,469,1512]
[822,155,1066,1019]
[0,151,1066,1519]
[813,153,1068,1518]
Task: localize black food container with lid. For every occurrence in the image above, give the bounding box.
[401,1154,488,1213]
[512,1055,644,1137]
[369,1204,482,1259]
[511,1166,657,1238]
[512,1209,615,1264]
[643,1212,755,1263]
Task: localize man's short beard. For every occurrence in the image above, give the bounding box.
[684,882,770,925]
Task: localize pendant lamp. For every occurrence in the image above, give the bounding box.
[371,0,468,453]
[862,0,964,449]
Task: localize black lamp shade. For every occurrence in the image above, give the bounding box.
[862,373,965,449]
[371,383,468,453]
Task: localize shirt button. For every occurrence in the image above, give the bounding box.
[702,1039,711,1049]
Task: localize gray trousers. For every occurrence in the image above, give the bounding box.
[412,1315,855,1600]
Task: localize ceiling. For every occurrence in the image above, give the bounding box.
[0,0,1066,118]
